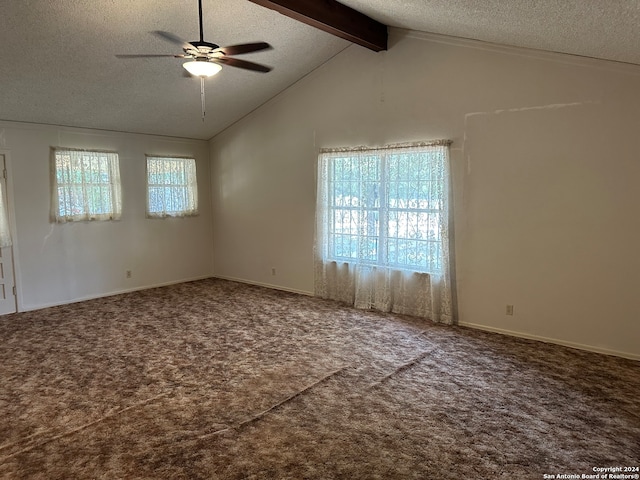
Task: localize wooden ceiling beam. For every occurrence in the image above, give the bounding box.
[248,0,387,52]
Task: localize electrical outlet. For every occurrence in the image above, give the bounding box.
[506,305,514,316]
[126,270,132,279]
[271,268,276,276]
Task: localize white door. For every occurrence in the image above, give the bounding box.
[0,154,16,315]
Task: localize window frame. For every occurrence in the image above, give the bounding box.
[51,147,122,223]
[320,143,449,274]
[145,155,198,218]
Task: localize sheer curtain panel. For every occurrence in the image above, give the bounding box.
[314,141,454,324]
[51,148,122,222]
[146,156,198,218]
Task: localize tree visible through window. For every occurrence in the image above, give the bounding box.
[146,156,198,218]
[51,148,122,222]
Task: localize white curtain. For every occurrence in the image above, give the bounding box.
[314,141,454,324]
[0,183,12,248]
[51,148,122,222]
[146,156,198,218]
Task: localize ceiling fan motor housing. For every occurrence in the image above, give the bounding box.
[187,41,220,52]
[185,41,220,60]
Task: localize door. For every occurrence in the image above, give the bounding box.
[0,154,16,315]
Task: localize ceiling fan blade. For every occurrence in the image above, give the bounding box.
[214,56,272,73]
[214,42,272,56]
[116,54,186,58]
[152,30,196,51]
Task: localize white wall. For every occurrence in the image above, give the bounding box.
[209,29,640,359]
[0,122,213,310]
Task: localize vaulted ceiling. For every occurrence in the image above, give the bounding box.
[1,0,638,140]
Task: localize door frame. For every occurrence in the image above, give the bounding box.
[0,150,20,313]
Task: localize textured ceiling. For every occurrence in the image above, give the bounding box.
[1,1,638,140]
[341,0,640,65]
[0,0,349,140]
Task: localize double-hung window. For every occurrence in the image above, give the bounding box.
[317,142,450,274]
[146,156,198,218]
[51,147,122,222]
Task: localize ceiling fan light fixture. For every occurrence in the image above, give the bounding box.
[183,60,222,77]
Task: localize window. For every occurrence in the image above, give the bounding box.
[146,156,198,218]
[317,142,450,274]
[315,141,453,323]
[51,147,122,222]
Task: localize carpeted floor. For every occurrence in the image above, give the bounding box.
[0,278,638,479]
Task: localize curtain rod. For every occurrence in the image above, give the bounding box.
[51,146,118,154]
[320,139,452,154]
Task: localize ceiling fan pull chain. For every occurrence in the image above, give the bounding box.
[200,77,206,122]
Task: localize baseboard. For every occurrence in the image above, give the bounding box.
[459,321,640,361]
[211,274,313,297]
[19,275,214,313]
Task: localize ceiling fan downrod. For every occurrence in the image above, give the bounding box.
[198,0,205,43]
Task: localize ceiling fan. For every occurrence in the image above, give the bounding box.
[116,0,273,119]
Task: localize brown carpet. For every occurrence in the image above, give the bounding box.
[0,278,638,479]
